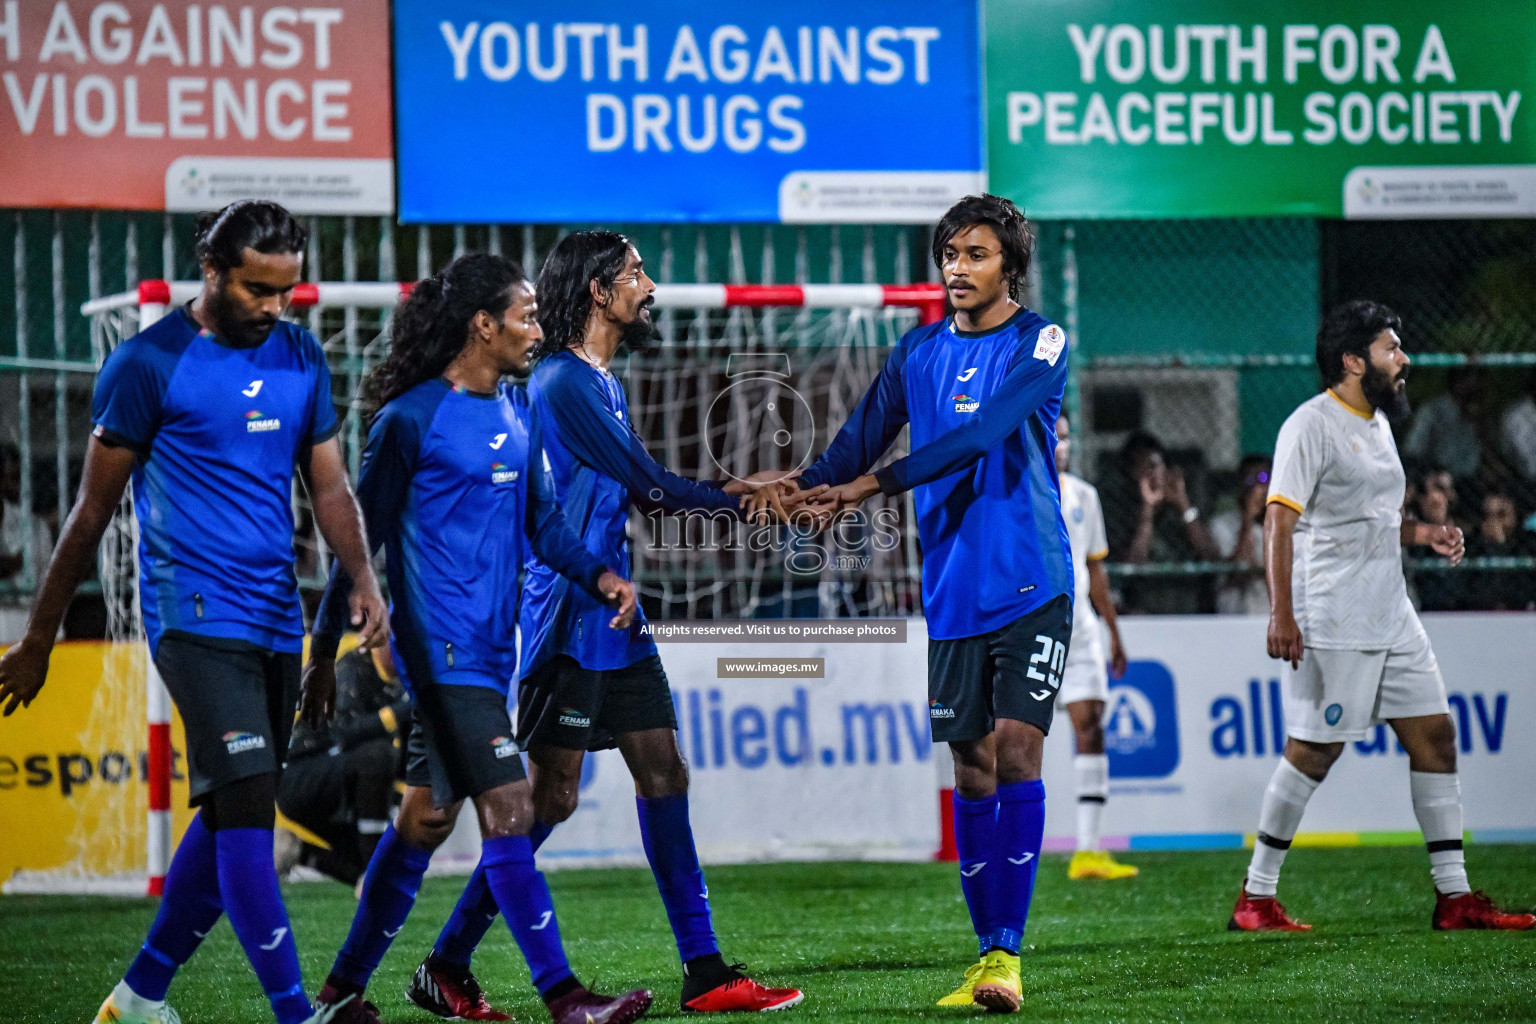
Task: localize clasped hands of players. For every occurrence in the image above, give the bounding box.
[1267,521,1463,670]
[725,471,882,529]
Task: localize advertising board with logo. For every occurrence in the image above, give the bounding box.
[986,0,1536,218]
[1039,613,1536,849]
[392,0,983,223]
[0,0,394,212]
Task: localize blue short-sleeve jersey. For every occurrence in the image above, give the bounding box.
[313,379,607,697]
[519,351,741,675]
[90,307,338,654]
[798,307,1073,640]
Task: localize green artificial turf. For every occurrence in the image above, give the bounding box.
[3,846,1533,1022]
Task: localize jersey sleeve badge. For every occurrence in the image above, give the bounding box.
[1034,324,1066,366]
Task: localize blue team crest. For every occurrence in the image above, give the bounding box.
[1325,703,1344,726]
[1072,506,1085,524]
[1104,662,1180,779]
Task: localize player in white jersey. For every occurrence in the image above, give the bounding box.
[1230,300,1534,933]
[1053,416,1136,881]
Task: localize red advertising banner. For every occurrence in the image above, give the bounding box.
[0,1,393,212]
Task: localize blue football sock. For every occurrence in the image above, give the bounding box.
[991,780,1046,956]
[636,794,719,963]
[123,812,223,1001]
[331,824,434,990]
[214,828,312,1024]
[952,791,1000,958]
[431,819,558,969]
[481,835,574,996]
[431,860,500,968]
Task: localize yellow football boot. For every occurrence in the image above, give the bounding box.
[1068,849,1140,880]
[936,958,986,1006]
[971,950,1022,1014]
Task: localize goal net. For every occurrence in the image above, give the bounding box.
[45,279,943,895]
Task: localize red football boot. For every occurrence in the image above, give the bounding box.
[544,982,653,1024]
[312,983,382,1024]
[1228,882,1313,932]
[681,962,804,1013]
[406,958,514,1021]
[1433,891,1536,931]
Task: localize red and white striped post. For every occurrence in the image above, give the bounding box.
[133,283,176,895]
[106,278,950,892]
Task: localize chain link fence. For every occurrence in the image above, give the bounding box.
[3,211,1532,639]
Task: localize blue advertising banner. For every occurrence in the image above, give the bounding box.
[393,1,983,223]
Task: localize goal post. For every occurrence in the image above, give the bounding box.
[69,279,946,896]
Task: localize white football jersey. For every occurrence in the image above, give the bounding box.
[1059,471,1108,648]
[1268,390,1423,650]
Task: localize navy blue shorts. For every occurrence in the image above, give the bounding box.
[926,595,1073,742]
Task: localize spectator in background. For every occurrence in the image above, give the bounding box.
[1105,432,1220,613]
[1413,470,1466,611]
[1464,490,1535,611]
[1501,368,1536,493]
[1210,454,1272,615]
[0,444,54,587]
[1406,367,1486,480]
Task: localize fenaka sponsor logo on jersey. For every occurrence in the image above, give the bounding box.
[1034,324,1066,366]
[490,736,519,760]
[245,410,282,433]
[952,393,980,413]
[223,731,267,755]
[929,699,956,720]
[491,462,519,484]
[557,707,591,728]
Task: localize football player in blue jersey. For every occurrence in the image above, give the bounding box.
[422,232,805,1014]
[0,201,386,1024]
[303,253,653,1024]
[766,195,1073,1013]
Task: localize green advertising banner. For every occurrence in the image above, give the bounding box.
[986,1,1536,218]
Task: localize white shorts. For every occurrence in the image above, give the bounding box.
[1284,631,1450,743]
[1059,628,1108,706]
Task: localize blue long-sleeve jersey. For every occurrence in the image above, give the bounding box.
[798,307,1073,640]
[314,378,608,696]
[520,350,742,675]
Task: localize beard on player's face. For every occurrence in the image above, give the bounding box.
[618,297,657,353]
[204,278,281,346]
[1361,357,1411,422]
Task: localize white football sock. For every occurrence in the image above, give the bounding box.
[1245,758,1320,897]
[1074,754,1109,852]
[1410,770,1470,896]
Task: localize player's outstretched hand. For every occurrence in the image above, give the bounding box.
[349,570,390,651]
[298,653,337,728]
[802,474,882,528]
[1427,524,1465,567]
[1267,610,1304,669]
[599,571,638,630]
[0,637,51,716]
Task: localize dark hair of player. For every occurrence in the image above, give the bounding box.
[193,200,308,273]
[930,194,1035,301]
[1316,299,1402,388]
[366,253,527,411]
[533,229,633,360]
